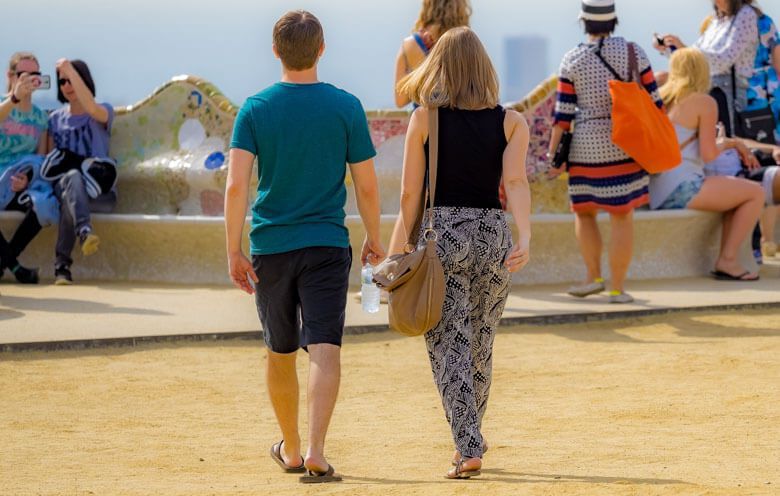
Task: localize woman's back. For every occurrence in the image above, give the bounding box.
[426,106,506,209]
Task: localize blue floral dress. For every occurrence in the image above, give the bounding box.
[746,13,780,142]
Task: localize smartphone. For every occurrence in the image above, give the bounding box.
[654,33,665,47]
[34,74,51,91]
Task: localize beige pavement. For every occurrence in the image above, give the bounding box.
[0,260,777,348]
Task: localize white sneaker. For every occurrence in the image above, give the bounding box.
[567,279,606,298]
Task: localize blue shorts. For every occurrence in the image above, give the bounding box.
[656,177,704,210]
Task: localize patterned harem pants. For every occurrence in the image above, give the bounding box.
[422,206,513,459]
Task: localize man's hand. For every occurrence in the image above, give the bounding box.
[362,236,386,266]
[10,173,29,193]
[228,251,259,295]
[504,238,530,273]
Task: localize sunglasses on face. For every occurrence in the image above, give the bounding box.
[58,78,71,87]
[15,71,41,77]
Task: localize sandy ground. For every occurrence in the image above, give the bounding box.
[1,310,779,496]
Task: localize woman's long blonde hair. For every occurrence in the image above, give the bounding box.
[414,0,471,39]
[397,27,499,110]
[660,48,711,110]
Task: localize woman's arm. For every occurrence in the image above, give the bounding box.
[697,7,758,75]
[36,130,47,155]
[57,59,109,124]
[547,70,577,177]
[0,74,34,124]
[697,94,758,166]
[773,45,780,76]
[502,110,532,273]
[394,43,411,108]
[388,107,427,255]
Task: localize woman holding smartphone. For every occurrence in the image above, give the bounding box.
[0,52,51,284]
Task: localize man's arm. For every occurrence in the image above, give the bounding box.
[349,158,385,265]
[225,148,259,294]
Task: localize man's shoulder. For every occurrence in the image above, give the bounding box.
[318,83,363,110]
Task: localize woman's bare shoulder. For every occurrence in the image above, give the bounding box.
[504,108,528,136]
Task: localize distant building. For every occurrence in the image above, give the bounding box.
[504,36,549,102]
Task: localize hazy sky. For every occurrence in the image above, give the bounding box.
[2,0,777,109]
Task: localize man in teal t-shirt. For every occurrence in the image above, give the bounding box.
[224,10,384,484]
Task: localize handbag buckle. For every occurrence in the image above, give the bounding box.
[422,228,438,242]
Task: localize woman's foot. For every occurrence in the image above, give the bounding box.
[446,457,481,479]
[713,259,759,281]
[567,278,605,298]
[452,441,488,465]
[608,290,634,304]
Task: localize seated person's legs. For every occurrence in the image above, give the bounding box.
[53,168,115,284]
[687,176,764,279]
[0,193,42,284]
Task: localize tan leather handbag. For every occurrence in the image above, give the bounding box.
[372,108,445,337]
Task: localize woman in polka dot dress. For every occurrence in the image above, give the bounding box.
[548,0,662,304]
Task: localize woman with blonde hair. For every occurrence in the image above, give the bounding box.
[393,0,471,107]
[391,26,531,479]
[0,52,51,284]
[649,47,767,281]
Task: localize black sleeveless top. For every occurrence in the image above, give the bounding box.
[425,106,507,209]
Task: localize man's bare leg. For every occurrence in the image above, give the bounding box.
[267,350,303,467]
[304,343,341,472]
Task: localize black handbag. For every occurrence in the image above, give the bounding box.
[552,131,572,169]
[736,106,777,144]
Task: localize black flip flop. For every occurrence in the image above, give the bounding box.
[299,465,342,484]
[710,270,760,282]
[270,440,306,473]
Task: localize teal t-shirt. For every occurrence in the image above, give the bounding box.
[231,82,376,255]
[0,106,48,169]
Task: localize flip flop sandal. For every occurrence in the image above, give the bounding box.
[269,440,306,473]
[710,270,760,282]
[299,465,342,484]
[446,459,481,480]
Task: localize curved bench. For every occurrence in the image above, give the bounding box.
[1,75,761,285]
[1,209,756,286]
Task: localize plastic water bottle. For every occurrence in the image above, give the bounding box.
[361,265,380,314]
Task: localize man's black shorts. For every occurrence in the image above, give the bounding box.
[252,246,352,354]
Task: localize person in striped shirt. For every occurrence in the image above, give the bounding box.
[548,0,662,304]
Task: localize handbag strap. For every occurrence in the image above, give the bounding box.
[402,107,439,248]
[627,42,639,84]
[593,38,624,82]
[427,107,438,231]
[593,38,640,84]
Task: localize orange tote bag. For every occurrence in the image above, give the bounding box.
[596,42,681,173]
